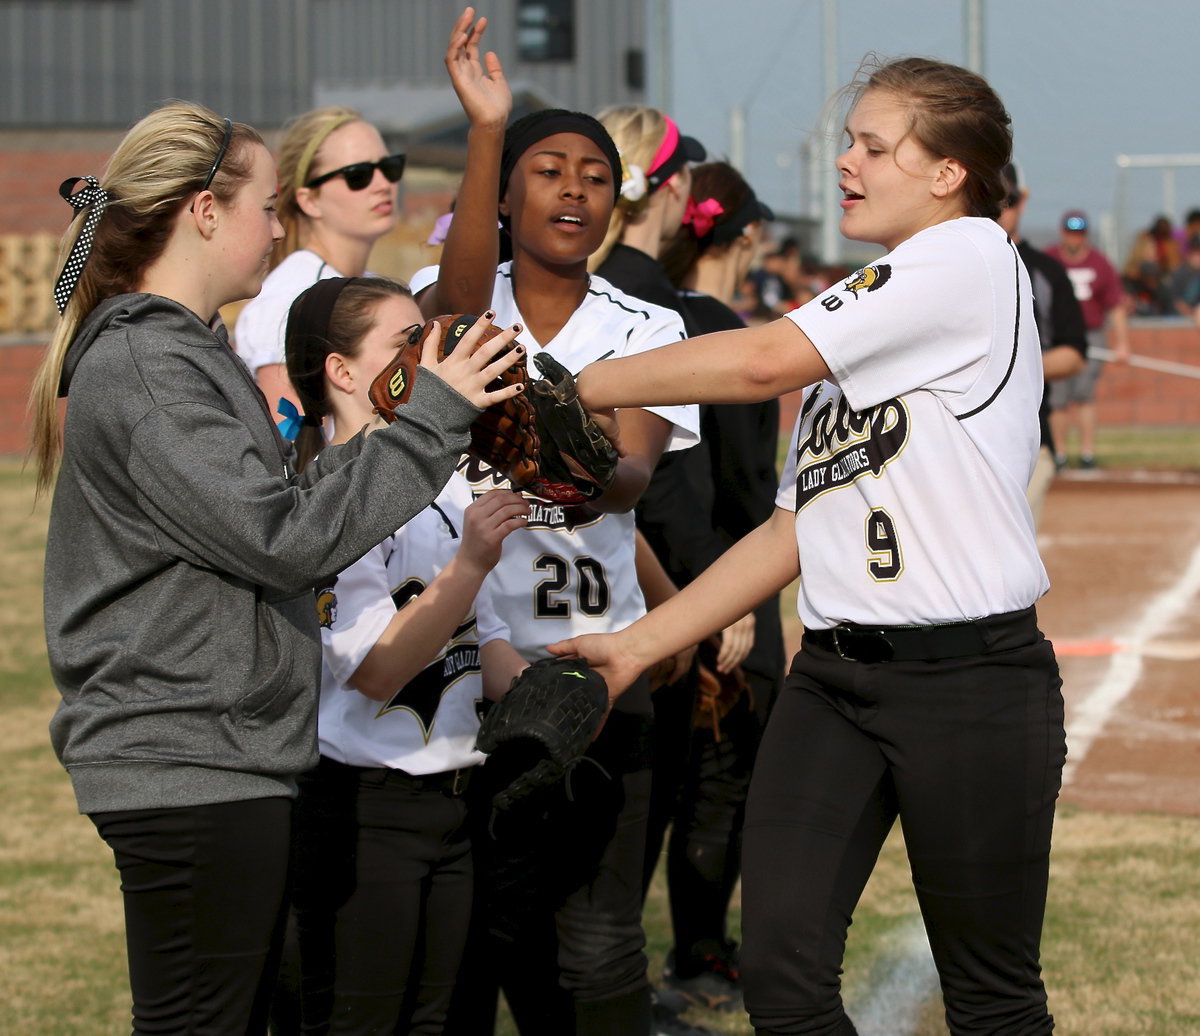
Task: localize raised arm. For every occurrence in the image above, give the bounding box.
[420,7,511,318]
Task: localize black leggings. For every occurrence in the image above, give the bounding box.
[91,798,292,1036]
[741,616,1065,1035]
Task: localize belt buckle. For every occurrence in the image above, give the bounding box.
[832,626,894,664]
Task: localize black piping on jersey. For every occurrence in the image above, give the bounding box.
[430,501,459,539]
[956,237,1022,422]
[496,268,686,350]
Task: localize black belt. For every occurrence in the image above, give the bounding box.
[387,767,472,796]
[320,757,472,796]
[803,608,1036,664]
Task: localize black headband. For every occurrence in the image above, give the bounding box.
[499,109,622,204]
[201,118,234,193]
[285,276,359,368]
[710,190,775,246]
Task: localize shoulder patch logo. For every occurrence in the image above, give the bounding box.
[843,263,892,298]
[316,586,337,629]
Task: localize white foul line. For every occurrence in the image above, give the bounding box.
[1060,538,1200,786]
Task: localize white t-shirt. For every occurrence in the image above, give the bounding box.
[233,250,347,374]
[315,475,510,772]
[454,263,699,659]
[775,217,1048,630]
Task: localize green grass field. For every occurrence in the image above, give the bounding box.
[2,437,1198,1034]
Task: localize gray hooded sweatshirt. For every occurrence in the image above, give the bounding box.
[45,294,477,814]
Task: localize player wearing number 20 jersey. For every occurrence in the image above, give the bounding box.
[776,217,1049,631]
[457,262,699,663]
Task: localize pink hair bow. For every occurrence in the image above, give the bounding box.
[684,197,725,238]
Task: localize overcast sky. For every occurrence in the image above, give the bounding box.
[662,0,1200,260]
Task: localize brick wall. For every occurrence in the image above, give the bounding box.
[1091,322,1200,425]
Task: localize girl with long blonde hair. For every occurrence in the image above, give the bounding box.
[30,99,522,1033]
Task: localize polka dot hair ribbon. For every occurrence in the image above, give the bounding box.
[53,176,109,314]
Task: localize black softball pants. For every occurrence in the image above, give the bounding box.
[290,757,474,1035]
[741,609,1065,1036]
[91,797,293,1036]
[643,663,776,966]
[445,702,654,1036]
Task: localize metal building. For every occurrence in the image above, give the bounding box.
[0,0,649,130]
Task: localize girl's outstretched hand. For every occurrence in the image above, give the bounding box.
[446,7,511,132]
[420,313,527,410]
[546,632,645,707]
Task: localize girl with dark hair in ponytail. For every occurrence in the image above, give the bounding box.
[282,275,528,1034]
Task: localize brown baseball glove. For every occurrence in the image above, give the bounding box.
[369,314,540,486]
[694,636,752,741]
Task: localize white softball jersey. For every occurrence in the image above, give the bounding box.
[776,217,1049,631]
[453,263,699,660]
[233,250,351,374]
[315,474,510,772]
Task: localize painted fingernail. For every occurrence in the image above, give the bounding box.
[512,323,521,332]
[484,310,494,319]
[514,345,524,354]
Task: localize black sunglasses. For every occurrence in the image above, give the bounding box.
[305,153,406,191]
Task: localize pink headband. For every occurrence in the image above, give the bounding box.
[648,116,681,177]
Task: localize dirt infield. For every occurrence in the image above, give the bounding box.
[1036,472,1200,817]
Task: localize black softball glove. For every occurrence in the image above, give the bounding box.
[525,351,619,505]
[475,657,610,812]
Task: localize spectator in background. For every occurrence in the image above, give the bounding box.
[1046,209,1130,469]
[997,163,1087,525]
[748,249,793,314]
[735,275,777,326]
[1168,234,1200,326]
[1173,208,1200,251]
[1123,214,1179,315]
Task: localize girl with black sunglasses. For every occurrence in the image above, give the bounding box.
[233,106,405,420]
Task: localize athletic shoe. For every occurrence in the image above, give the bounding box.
[1054,452,1068,471]
[661,942,744,1014]
[651,991,722,1036]
[1079,454,1098,470]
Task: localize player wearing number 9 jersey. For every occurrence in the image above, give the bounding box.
[556,57,1066,1036]
[775,214,1049,629]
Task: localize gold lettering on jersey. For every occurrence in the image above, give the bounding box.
[794,394,909,510]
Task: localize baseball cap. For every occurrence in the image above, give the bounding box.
[1062,210,1089,232]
